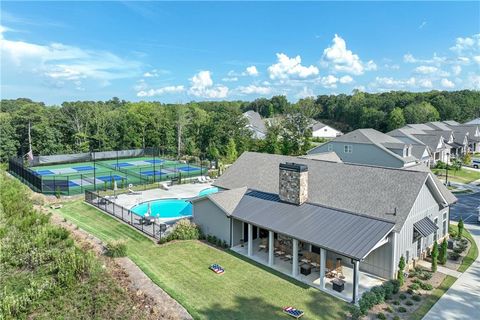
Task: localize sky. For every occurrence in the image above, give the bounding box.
[1,1,479,105]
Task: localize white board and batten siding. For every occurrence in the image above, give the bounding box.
[192,198,231,246]
[312,126,342,139]
[395,183,446,270]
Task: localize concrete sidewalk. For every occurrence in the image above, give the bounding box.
[422,223,480,320]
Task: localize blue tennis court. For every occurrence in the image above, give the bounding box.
[97,175,124,182]
[36,170,55,176]
[145,159,165,164]
[72,165,95,171]
[115,162,134,167]
[140,170,165,176]
[178,166,200,172]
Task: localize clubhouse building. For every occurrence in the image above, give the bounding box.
[191,152,456,303]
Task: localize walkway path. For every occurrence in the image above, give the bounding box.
[416,260,462,278]
[422,223,480,320]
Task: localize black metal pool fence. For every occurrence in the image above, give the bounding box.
[8,148,214,195]
[85,190,166,240]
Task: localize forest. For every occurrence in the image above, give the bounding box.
[1,90,479,163]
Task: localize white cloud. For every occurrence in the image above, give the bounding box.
[142,69,168,78]
[268,53,319,80]
[339,75,353,84]
[450,34,480,54]
[295,86,315,99]
[222,77,238,82]
[0,26,141,88]
[384,64,400,70]
[474,56,480,64]
[137,85,185,97]
[414,66,438,74]
[451,65,462,76]
[237,85,272,95]
[441,78,455,89]
[245,65,259,76]
[371,76,417,89]
[322,34,375,75]
[403,53,447,66]
[320,75,338,88]
[418,78,433,88]
[418,21,427,29]
[466,74,480,89]
[188,70,228,98]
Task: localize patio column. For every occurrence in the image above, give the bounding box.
[390,232,398,279]
[319,248,326,289]
[247,223,253,257]
[268,230,274,266]
[352,259,360,304]
[292,238,299,277]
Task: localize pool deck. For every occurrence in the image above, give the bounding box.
[114,183,212,213]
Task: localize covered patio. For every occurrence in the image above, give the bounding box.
[231,227,386,302]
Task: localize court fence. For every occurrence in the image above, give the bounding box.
[85,190,167,240]
[9,148,215,196]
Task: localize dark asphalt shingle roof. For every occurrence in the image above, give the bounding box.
[229,189,395,260]
[213,152,454,232]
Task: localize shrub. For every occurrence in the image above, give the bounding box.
[384,306,393,313]
[413,279,423,285]
[347,305,362,320]
[212,235,217,244]
[371,286,386,304]
[421,271,433,280]
[439,239,448,265]
[449,228,457,238]
[390,279,401,294]
[383,281,394,300]
[405,300,414,306]
[431,241,439,272]
[407,288,415,295]
[216,238,222,247]
[392,300,400,305]
[158,237,167,244]
[460,238,468,245]
[398,306,407,313]
[399,293,407,300]
[359,291,377,315]
[207,235,213,243]
[409,283,420,290]
[393,316,401,320]
[377,312,386,320]
[105,240,127,257]
[222,240,228,248]
[168,219,200,241]
[458,218,464,239]
[412,295,422,302]
[420,283,433,291]
[453,247,464,254]
[397,255,406,286]
[435,161,447,169]
[55,186,61,199]
[448,252,460,260]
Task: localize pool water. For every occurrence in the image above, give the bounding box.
[131,187,219,218]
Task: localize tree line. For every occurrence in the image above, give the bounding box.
[1,90,479,163]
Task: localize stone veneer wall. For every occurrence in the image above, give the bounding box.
[279,168,308,205]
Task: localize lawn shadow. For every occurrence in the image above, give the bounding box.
[226,249,310,289]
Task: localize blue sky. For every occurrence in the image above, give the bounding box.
[1,1,479,105]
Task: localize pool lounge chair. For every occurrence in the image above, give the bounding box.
[128,188,141,195]
[283,306,304,319]
[160,183,170,190]
[204,175,213,182]
[209,263,224,274]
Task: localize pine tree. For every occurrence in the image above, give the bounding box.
[458,218,464,239]
[439,239,448,265]
[397,255,406,286]
[431,242,439,272]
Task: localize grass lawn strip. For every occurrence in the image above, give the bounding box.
[57,200,347,320]
[432,168,480,184]
[457,226,479,273]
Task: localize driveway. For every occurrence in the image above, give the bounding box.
[422,222,480,320]
[450,192,480,224]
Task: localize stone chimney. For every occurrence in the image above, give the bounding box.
[279,162,308,205]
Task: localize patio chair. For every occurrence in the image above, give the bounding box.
[128,188,141,195]
[160,183,170,190]
[310,254,320,271]
[204,175,213,182]
[274,244,285,257]
[258,238,268,251]
[300,252,311,265]
[326,260,336,278]
[284,247,293,261]
[196,176,203,184]
[335,258,344,278]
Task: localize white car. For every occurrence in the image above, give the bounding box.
[472,158,479,169]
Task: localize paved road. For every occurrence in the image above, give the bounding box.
[450,192,479,224]
[422,223,480,320]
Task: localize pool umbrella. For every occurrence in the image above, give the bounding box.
[146,202,151,217]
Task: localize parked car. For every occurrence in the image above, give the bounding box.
[472,158,480,169]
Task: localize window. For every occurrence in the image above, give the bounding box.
[443,212,447,220]
[324,128,328,132]
[442,219,447,237]
[344,145,352,153]
[434,218,438,241]
[327,144,333,152]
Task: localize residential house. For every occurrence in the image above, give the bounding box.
[192,152,456,303]
[243,110,267,139]
[307,128,418,168]
[309,121,343,139]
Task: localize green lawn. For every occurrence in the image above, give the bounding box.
[56,201,347,320]
[458,226,479,273]
[409,275,457,320]
[432,168,480,184]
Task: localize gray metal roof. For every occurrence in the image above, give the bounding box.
[465,118,480,125]
[213,152,454,232]
[300,152,342,163]
[230,190,395,260]
[413,217,438,237]
[243,110,267,134]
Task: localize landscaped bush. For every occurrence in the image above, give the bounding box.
[167,219,200,241]
[405,300,414,306]
[392,300,400,305]
[412,279,422,285]
[449,227,457,238]
[448,252,461,260]
[357,279,403,315]
[371,286,386,304]
[359,291,377,315]
[454,247,465,254]
[421,271,433,280]
[105,240,127,257]
[420,283,433,291]
[384,306,393,313]
[347,305,362,320]
[407,288,415,295]
[409,283,420,290]
[398,306,407,313]
[377,312,386,320]
[390,279,401,294]
[383,281,394,300]
[412,295,422,302]
[393,316,401,320]
[399,293,407,300]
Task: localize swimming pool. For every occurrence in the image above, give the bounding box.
[131,187,219,218]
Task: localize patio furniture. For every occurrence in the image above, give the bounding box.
[335,258,344,277]
[258,238,268,251]
[282,307,304,319]
[300,264,312,276]
[300,252,311,264]
[209,263,224,275]
[326,260,335,278]
[128,188,141,195]
[331,278,345,292]
[310,254,320,271]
